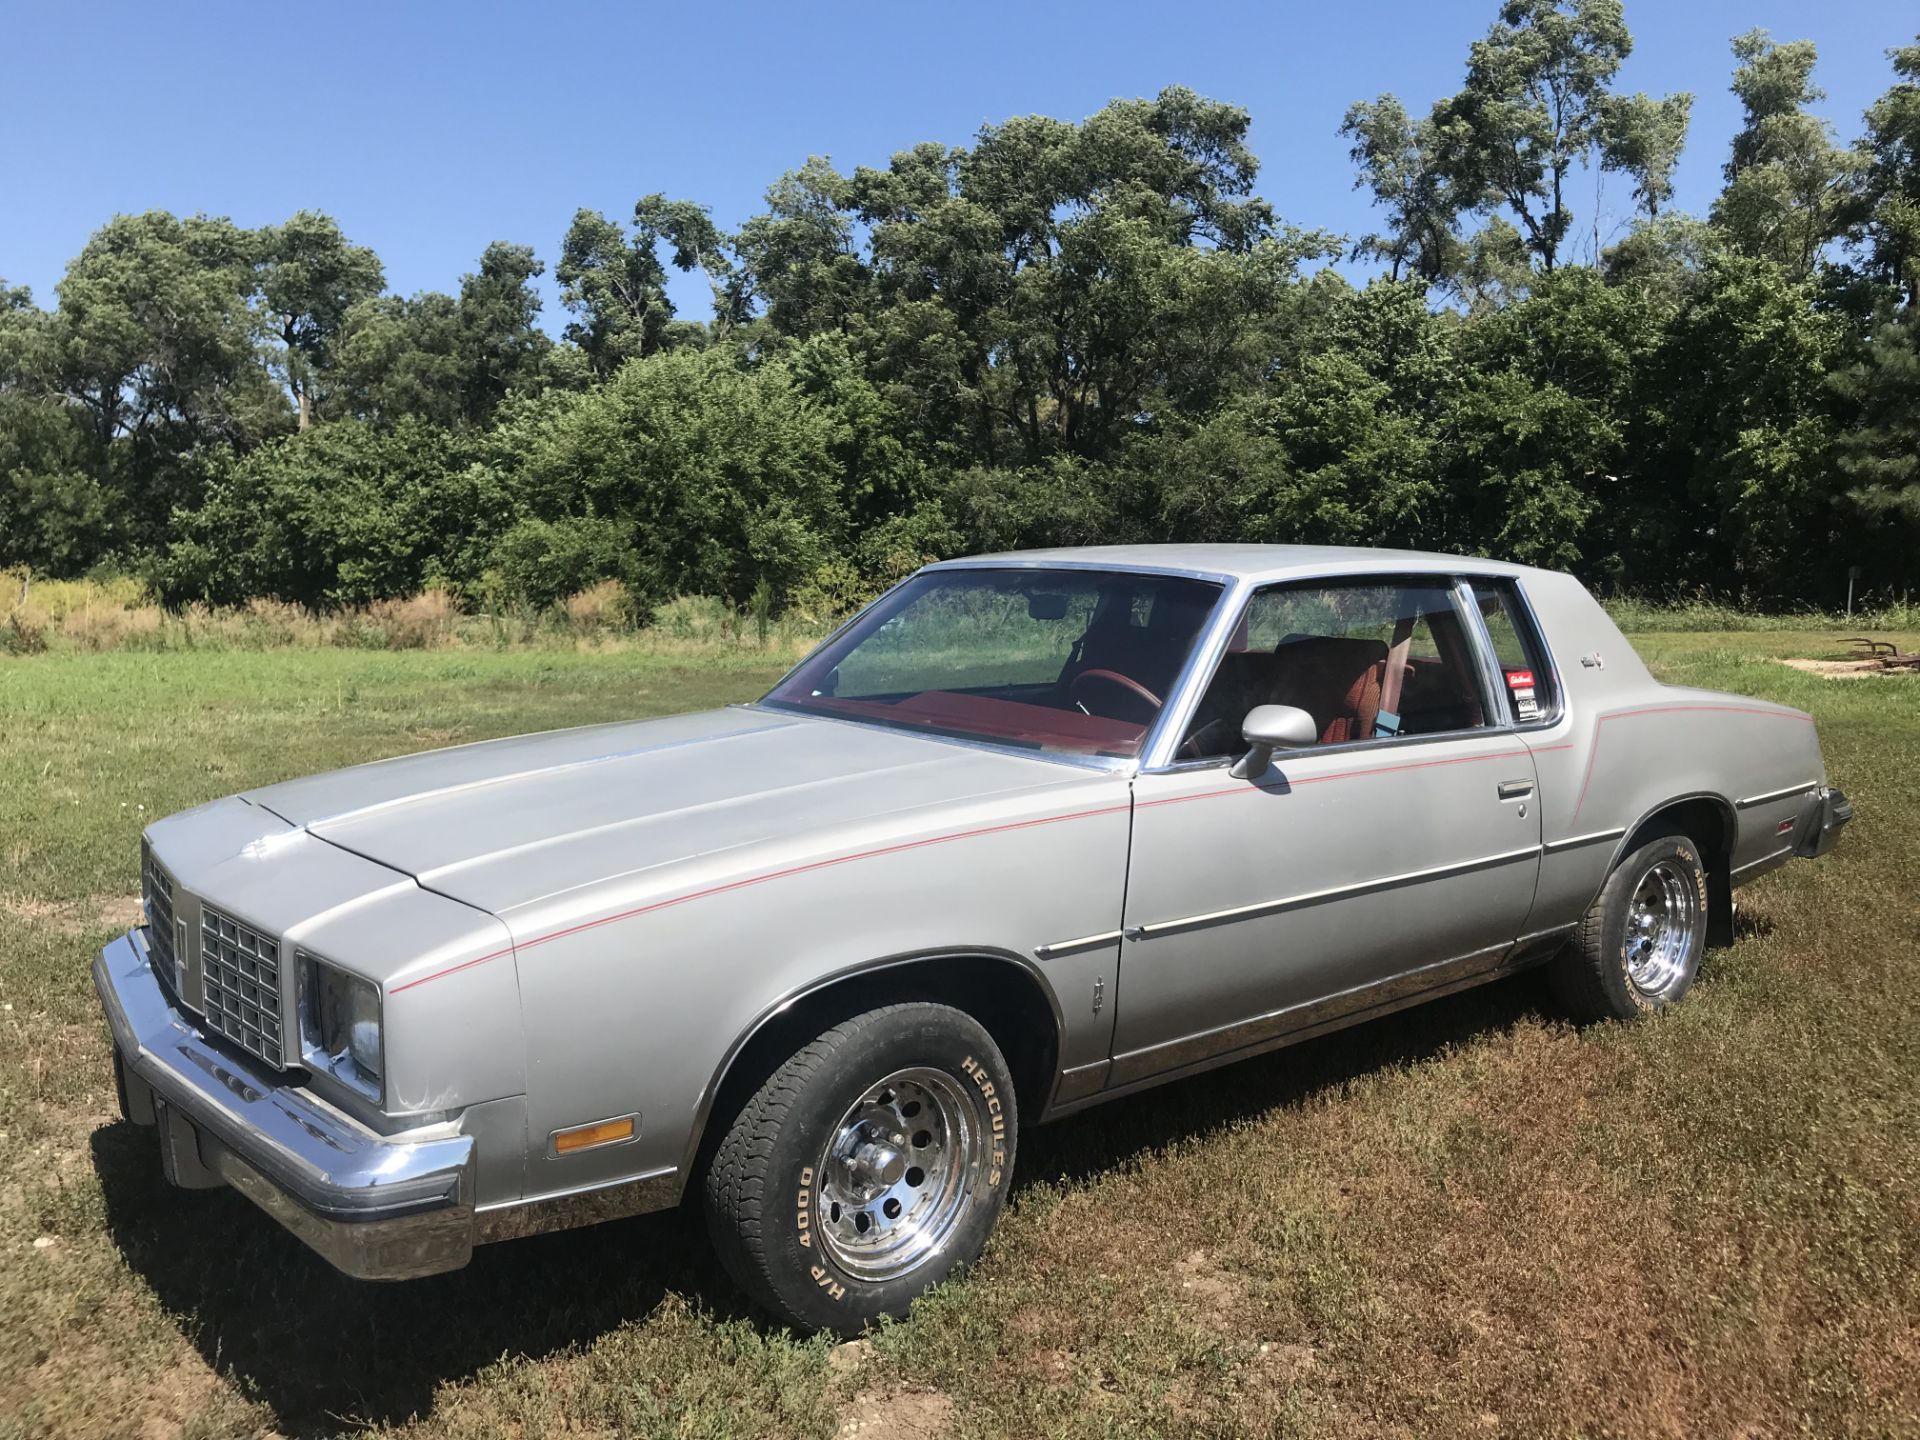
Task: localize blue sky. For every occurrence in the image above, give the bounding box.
[3,0,1911,329]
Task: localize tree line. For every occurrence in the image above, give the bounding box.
[2,1,1916,613]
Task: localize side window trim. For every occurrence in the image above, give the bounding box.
[1145,571,1509,774]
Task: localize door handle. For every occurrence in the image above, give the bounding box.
[1497,779,1533,800]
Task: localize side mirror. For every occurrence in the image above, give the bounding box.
[1229,704,1318,779]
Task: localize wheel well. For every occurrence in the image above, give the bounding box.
[1627,797,1736,946]
[685,953,1063,1189]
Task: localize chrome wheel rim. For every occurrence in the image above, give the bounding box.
[814,1067,981,1282]
[1624,859,1698,1000]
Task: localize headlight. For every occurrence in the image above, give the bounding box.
[301,955,383,1101]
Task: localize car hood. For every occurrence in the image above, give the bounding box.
[244,707,1109,916]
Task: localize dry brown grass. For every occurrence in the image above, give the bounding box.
[563,578,636,632]
[0,570,830,661]
[361,588,460,649]
[0,632,1913,1438]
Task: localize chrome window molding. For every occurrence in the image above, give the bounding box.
[923,556,1240,584]
[1142,574,1253,770]
[1453,578,1515,729]
[758,573,919,701]
[1142,715,1526,777]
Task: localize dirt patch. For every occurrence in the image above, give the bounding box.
[827,1338,872,1377]
[1174,1247,1241,1321]
[1,892,142,935]
[833,1387,957,1439]
[1775,657,1916,679]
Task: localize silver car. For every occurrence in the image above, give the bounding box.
[94,545,1852,1333]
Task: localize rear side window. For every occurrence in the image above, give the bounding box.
[1473,581,1559,725]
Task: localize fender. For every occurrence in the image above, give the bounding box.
[675,944,1068,1186]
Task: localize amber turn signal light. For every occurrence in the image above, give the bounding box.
[551,1115,636,1155]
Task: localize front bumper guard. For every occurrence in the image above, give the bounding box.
[94,928,476,1280]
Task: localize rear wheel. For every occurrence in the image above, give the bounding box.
[1551,828,1710,1022]
[703,1002,1016,1335]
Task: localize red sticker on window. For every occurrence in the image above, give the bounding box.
[1505,669,1535,688]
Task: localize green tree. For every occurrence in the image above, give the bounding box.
[1339,96,1464,284]
[556,196,730,374]
[842,88,1332,467]
[256,211,385,429]
[1635,254,1848,596]
[41,212,288,552]
[1829,311,1920,589]
[49,212,283,449]
[334,242,551,427]
[732,158,867,337]
[1853,36,1920,305]
[1711,30,1861,280]
[0,284,109,574]
[1426,0,1691,271]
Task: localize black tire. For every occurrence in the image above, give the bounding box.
[1551,827,1710,1022]
[703,1002,1017,1336]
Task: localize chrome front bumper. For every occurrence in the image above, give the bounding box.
[93,928,477,1280]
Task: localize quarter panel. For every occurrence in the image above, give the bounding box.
[1518,567,1824,929]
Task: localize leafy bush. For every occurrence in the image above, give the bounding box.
[484,515,636,612]
[488,347,847,605]
[154,419,498,607]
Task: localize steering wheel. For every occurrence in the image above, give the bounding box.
[1069,668,1164,717]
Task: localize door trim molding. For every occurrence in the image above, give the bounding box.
[1128,845,1543,941]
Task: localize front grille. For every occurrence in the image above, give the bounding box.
[142,848,178,989]
[199,906,286,1068]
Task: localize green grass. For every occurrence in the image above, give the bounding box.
[0,634,1915,1438]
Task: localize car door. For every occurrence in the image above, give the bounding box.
[1108,574,1542,1086]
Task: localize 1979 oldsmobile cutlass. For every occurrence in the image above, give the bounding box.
[95,544,1852,1333]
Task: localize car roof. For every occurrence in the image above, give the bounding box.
[924,543,1546,586]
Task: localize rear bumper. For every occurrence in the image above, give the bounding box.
[94,928,477,1280]
[1791,785,1854,860]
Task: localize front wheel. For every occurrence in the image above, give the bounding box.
[703,1002,1017,1335]
[1551,828,1710,1021]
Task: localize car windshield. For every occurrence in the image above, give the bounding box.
[761,568,1225,759]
